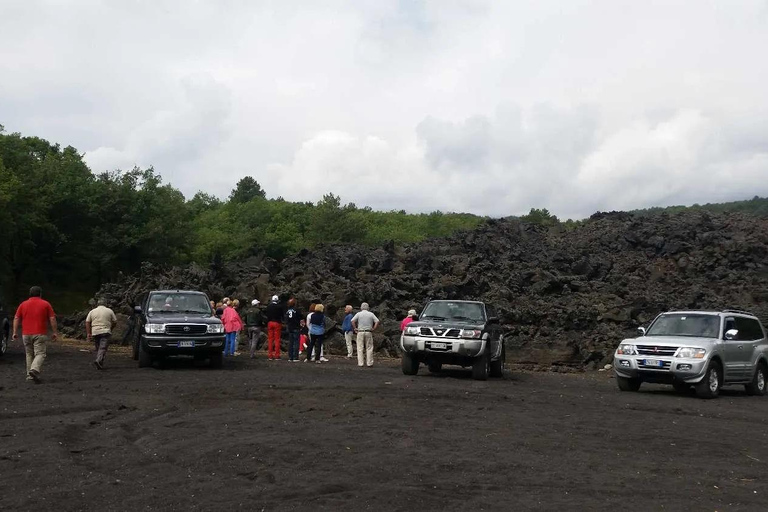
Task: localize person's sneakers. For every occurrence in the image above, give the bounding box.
[358,364,364,367]
[234,352,241,357]
[25,375,35,382]
[320,357,329,362]
[316,360,322,364]
[28,369,41,383]
[93,361,103,370]
[346,354,354,359]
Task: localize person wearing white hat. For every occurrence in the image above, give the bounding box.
[265,294,285,360]
[244,299,264,358]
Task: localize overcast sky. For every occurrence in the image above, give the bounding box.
[2,0,768,219]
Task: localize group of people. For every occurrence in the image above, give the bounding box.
[10,284,417,382]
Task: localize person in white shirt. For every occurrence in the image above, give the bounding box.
[85,298,118,370]
[351,302,380,367]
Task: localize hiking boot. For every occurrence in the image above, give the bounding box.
[93,361,103,370]
[28,369,41,383]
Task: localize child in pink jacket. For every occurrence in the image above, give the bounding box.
[221,303,243,356]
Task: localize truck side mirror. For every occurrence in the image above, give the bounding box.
[134,306,143,315]
[725,329,738,340]
[637,327,646,336]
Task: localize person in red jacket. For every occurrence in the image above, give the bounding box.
[265,295,284,360]
[13,286,59,383]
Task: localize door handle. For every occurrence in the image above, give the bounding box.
[738,345,744,350]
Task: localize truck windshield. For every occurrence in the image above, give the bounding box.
[148,293,211,315]
[646,314,720,338]
[421,302,485,323]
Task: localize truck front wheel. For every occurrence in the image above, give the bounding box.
[401,353,419,375]
[472,353,489,381]
[138,342,153,368]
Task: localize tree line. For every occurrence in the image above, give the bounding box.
[0,127,481,307]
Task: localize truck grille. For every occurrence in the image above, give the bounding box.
[637,345,678,356]
[165,324,208,336]
[419,328,462,338]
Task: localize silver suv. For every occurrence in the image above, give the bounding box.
[613,310,768,398]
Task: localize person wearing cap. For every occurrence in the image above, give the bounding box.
[244,299,265,359]
[400,309,418,331]
[265,295,285,360]
[351,302,380,367]
[86,297,118,370]
[341,305,355,358]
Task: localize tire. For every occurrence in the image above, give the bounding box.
[672,381,690,393]
[489,345,505,378]
[138,342,153,368]
[745,362,767,396]
[617,376,641,392]
[209,351,223,369]
[401,352,419,375]
[427,362,442,374]
[0,326,8,357]
[694,361,722,399]
[472,352,490,381]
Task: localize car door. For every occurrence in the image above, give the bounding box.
[738,317,763,378]
[722,316,745,381]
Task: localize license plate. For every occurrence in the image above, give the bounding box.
[431,342,447,350]
[644,359,662,367]
[178,341,195,348]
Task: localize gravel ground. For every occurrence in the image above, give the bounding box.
[1,342,767,511]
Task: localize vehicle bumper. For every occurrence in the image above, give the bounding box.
[613,355,708,383]
[141,334,226,354]
[400,335,487,358]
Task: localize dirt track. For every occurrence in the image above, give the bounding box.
[2,343,768,511]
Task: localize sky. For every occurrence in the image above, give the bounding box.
[1,0,768,219]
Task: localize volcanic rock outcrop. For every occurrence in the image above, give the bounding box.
[64,210,768,369]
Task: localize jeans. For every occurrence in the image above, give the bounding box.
[306,333,324,362]
[224,332,237,356]
[288,330,300,361]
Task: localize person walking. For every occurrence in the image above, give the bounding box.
[85,298,117,370]
[12,286,59,383]
[400,309,418,331]
[221,301,243,357]
[265,295,284,360]
[305,304,325,364]
[342,305,355,358]
[351,302,380,367]
[284,298,302,362]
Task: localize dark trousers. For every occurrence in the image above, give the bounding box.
[288,330,300,361]
[306,333,324,361]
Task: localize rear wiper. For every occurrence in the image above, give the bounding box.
[422,315,445,320]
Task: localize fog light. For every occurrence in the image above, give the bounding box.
[619,360,630,367]
[677,364,692,370]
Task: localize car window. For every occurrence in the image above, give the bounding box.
[735,317,764,341]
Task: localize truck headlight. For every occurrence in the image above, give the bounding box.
[676,347,706,359]
[207,324,224,334]
[616,344,637,355]
[462,329,482,339]
[405,325,420,336]
[144,323,165,334]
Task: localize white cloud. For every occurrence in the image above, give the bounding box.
[1,0,768,218]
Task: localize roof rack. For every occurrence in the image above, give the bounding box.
[722,309,755,316]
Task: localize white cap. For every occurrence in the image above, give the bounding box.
[271,295,279,301]
[251,299,260,306]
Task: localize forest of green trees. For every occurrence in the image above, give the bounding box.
[2,126,766,308]
[0,127,481,305]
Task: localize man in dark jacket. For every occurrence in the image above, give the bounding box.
[265,295,284,360]
[244,299,265,358]
[284,298,302,362]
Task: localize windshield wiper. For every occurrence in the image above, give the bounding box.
[450,316,479,322]
[422,315,446,320]
[180,309,210,314]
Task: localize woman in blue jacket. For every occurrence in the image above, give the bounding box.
[306,304,325,364]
